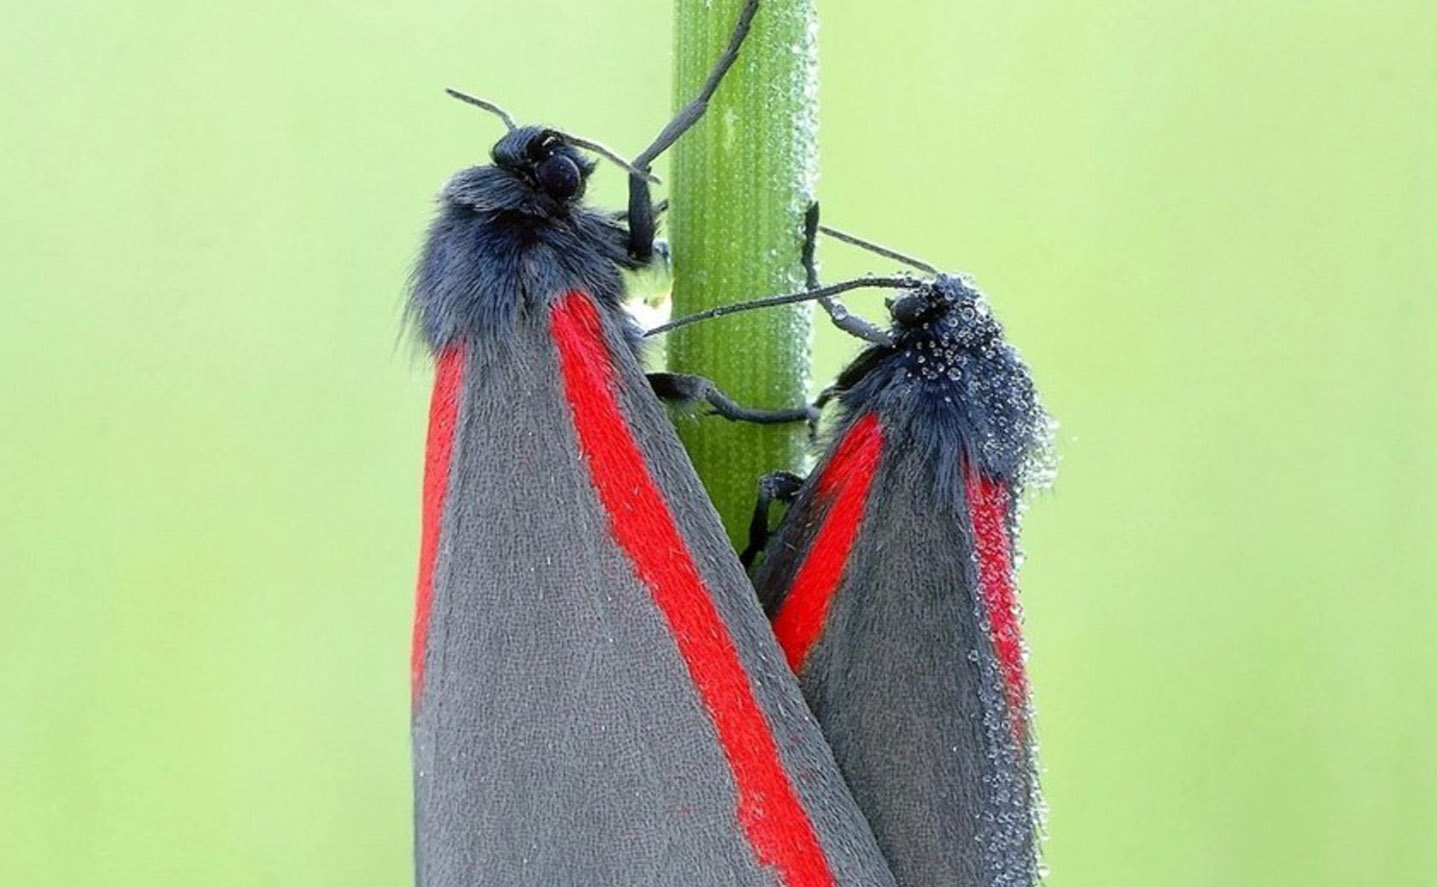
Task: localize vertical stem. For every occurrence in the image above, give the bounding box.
[669,0,818,547]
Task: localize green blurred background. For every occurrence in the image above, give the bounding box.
[3,1,1433,884]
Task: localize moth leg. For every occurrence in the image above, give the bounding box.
[618,198,671,272]
[634,0,759,169]
[741,470,806,570]
[802,203,895,347]
[625,177,658,263]
[814,384,841,414]
[802,203,822,289]
[648,372,818,426]
[819,295,895,348]
[627,0,759,260]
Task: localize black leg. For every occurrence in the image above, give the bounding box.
[649,372,817,426]
[627,175,657,262]
[814,384,839,414]
[819,299,895,347]
[633,0,761,171]
[619,198,670,263]
[627,0,761,261]
[741,470,806,569]
[802,202,895,347]
[802,202,821,289]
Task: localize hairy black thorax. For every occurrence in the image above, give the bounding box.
[836,274,1052,497]
[408,127,644,355]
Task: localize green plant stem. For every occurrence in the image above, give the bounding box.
[668,0,818,547]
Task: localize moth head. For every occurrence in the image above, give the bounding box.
[491,126,594,204]
[887,275,1002,347]
[888,283,945,328]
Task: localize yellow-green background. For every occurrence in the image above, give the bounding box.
[3,1,1433,884]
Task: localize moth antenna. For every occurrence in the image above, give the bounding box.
[819,224,940,276]
[446,1,758,185]
[633,0,760,171]
[444,87,519,132]
[560,133,663,185]
[645,276,923,338]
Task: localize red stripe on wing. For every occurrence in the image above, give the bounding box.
[411,344,465,711]
[550,292,836,887]
[770,412,884,672]
[965,466,1029,740]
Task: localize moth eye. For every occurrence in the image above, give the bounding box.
[535,154,582,201]
[890,292,934,326]
[528,131,562,157]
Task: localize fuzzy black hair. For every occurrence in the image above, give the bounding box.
[408,127,644,356]
[834,274,1052,504]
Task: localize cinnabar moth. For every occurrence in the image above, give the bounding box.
[738,212,1055,887]
[405,4,898,886]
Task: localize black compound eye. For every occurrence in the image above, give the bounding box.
[535,154,582,201]
[890,292,936,326]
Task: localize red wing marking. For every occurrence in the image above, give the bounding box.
[770,412,884,672]
[411,344,465,711]
[550,291,836,887]
[965,466,1029,739]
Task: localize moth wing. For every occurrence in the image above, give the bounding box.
[755,419,1039,887]
[413,295,896,887]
